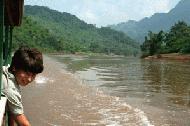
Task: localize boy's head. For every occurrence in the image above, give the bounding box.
[9,46,44,86]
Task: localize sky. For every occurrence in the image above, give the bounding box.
[25,0,181,27]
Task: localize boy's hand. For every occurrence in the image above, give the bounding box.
[14,114,31,126]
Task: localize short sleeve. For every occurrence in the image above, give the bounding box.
[2,84,24,115]
[2,74,8,89]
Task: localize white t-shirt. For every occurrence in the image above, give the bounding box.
[1,66,24,115]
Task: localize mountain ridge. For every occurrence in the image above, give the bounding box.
[109,0,190,43]
[13,5,140,56]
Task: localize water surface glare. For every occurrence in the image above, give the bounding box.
[53,55,190,126]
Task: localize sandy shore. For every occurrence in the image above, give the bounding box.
[21,55,148,126]
[144,53,190,60]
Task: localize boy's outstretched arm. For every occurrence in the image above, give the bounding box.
[11,114,31,126]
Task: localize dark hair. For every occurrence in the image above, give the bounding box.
[9,46,44,74]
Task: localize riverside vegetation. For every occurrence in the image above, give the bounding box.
[12,5,139,56]
[12,5,190,58]
[140,21,190,57]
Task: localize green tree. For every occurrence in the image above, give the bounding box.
[141,31,163,56]
[165,21,190,53]
[141,21,190,56]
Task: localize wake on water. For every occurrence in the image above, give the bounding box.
[34,74,154,126]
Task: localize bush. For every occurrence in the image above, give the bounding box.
[180,42,190,53]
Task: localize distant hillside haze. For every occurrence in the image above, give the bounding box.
[12,5,139,56]
[110,0,190,43]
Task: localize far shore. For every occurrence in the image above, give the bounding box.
[47,52,190,61]
[47,52,126,57]
[144,53,190,60]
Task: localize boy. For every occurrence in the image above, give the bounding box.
[1,46,44,126]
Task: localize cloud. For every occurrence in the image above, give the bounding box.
[79,10,98,24]
[25,0,181,27]
[136,0,171,16]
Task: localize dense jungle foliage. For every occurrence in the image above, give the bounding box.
[12,5,140,56]
[141,21,190,56]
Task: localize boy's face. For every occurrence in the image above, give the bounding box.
[14,70,36,86]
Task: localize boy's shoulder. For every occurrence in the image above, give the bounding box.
[1,67,23,115]
[2,66,19,90]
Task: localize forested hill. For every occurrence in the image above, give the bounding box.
[12,5,139,56]
[110,0,190,43]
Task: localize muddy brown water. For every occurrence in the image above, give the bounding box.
[21,55,190,126]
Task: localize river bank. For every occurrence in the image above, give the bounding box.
[144,53,190,60]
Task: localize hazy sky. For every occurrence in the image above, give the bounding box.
[25,0,181,27]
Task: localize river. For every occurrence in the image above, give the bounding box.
[22,55,190,126]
